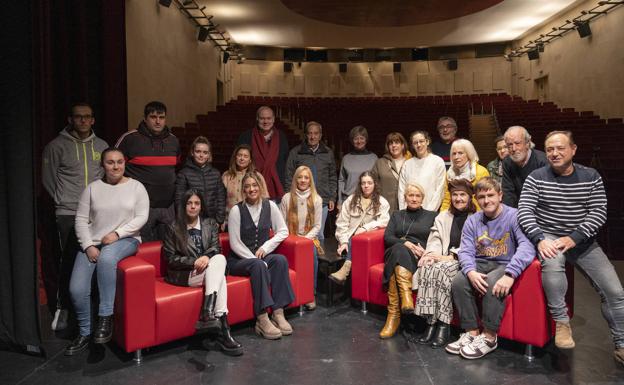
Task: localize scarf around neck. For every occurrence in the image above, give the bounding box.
[447,161,477,182]
[252,127,283,198]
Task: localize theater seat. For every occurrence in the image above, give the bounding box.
[114,234,314,362]
[350,229,574,357]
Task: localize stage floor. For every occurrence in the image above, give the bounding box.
[2,262,623,385]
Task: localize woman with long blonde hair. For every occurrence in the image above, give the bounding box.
[280,166,323,310]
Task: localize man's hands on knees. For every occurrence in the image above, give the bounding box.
[467,271,488,295]
[492,274,514,298]
[538,236,576,259]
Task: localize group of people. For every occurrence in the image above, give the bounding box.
[42,101,623,366]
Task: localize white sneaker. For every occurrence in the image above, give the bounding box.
[51,309,68,331]
[460,334,498,359]
[445,332,475,355]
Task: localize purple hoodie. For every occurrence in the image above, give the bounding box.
[458,204,535,278]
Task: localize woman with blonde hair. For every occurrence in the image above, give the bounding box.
[280,166,323,310]
[371,132,411,213]
[440,139,489,211]
[379,183,436,339]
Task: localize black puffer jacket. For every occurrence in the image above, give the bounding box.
[175,158,226,224]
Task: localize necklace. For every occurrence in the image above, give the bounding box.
[400,210,419,240]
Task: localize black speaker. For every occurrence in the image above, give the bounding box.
[158,0,172,7]
[223,52,229,64]
[339,63,347,73]
[284,48,305,61]
[198,27,209,42]
[528,49,539,61]
[412,48,428,61]
[447,59,458,71]
[577,22,592,38]
[284,62,293,73]
[393,63,401,73]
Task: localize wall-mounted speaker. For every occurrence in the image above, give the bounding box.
[198,27,209,42]
[577,22,592,38]
[284,62,293,73]
[339,63,347,73]
[393,63,401,73]
[447,59,458,71]
[222,52,229,64]
[528,49,539,61]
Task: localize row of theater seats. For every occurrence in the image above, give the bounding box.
[114,229,572,362]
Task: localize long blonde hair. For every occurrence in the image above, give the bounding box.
[287,166,319,235]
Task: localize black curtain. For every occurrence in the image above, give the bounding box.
[0,0,126,351]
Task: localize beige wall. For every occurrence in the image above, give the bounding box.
[231,58,512,98]
[511,1,624,119]
[125,0,221,128]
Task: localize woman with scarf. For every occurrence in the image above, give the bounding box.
[280,166,323,310]
[412,179,476,348]
[439,139,489,211]
[371,132,411,213]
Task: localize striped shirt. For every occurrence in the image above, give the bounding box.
[517,164,607,246]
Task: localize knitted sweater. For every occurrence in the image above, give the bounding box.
[338,151,378,203]
[502,149,548,208]
[279,190,323,239]
[397,153,446,211]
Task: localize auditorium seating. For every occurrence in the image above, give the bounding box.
[350,229,575,357]
[113,233,314,362]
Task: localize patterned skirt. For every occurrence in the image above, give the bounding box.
[412,260,460,324]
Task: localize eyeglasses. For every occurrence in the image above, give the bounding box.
[438,124,456,129]
[72,114,93,120]
[413,140,428,145]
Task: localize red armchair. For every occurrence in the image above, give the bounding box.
[350,229,574,359]
[114,234,314,362]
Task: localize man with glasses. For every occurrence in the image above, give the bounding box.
[501,126,547,207]
[42,102,108,331]
[431,116,459,169]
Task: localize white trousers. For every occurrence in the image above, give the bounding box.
[188,254,228,316]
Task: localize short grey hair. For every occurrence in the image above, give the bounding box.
[451,139,479,163]
[349,125,369,142]
[437,116,457,129]
[256,105,274,120]
[404,182,426,200]
[504,125,535,149]
[305,121,323,135]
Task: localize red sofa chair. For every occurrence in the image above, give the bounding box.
[113,233,314,362]
[350,229,574,359]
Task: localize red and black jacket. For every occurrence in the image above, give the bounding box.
[115,122,180,208]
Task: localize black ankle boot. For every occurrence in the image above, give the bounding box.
[417,323,437,344]
[93,315,113,344]
[200,292,217,322]
[431,322,450,348]
[64,335,90,356]
[216,315,243,356]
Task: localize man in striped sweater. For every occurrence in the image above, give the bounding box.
[518,130,624,366]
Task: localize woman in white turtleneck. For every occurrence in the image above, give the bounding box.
[280,166,322,310]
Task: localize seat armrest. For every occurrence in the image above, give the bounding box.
[114,256,157,352]
[351,228,386,301]
[276,235,314,305]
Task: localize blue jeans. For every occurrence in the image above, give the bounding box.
[70,237,139,336]
[344,239,353,261]
[540,235,624,348]
[319,204,329,242]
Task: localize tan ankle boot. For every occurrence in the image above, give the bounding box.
[555,321,575,349]
[379,274,401,339]
[394,266,414,314]
[271,308,293,336]
[329,260,351,285]
[255,312,282,340]
[614,348,624,367]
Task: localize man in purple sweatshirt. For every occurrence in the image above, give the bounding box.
[445,177,534,359]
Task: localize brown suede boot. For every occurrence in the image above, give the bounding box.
[255,312,282,340]
[329,260,351,285]
[271,308,293,336]
[394,265,414,314]
[379,274,401,339]
[614,348,624,367]
[555,321,575,349]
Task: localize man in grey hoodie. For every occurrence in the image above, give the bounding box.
[42,102,108,331]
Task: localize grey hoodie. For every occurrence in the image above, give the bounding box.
[42,126,109,215]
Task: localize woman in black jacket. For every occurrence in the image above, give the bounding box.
[175,136,226,224]
[164,189,242,356]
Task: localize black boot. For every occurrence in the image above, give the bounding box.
[93,315,113,344]
[64,335,90,356]
[215,315,243,356]
[417,323,437,345]
[431,322,450,348]
[196,293,220,331]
